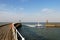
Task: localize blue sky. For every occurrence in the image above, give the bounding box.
[0,0,60,22]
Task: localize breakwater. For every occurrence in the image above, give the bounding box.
[45,23,60,28]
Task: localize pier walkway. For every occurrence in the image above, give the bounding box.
[0,23,14,40]
[0,23,25,40]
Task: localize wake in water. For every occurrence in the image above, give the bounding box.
[24,24,36,27]
[24,24,45,28]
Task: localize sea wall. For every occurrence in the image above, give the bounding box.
[45,23,60,28]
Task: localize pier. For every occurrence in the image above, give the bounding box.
[45,23,60,28]
[45,20,60,28]
[0,23,25,40]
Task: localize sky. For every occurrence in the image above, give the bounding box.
[0,0,60,22]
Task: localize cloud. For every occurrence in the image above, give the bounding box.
[0,6,60,22]
[41,8,56,14]
[20,7,24,10]
[0,4,25,22]
[0,10,25,22]
[0,4,8,10]
[0,4,6,7]
[39,8,60,22]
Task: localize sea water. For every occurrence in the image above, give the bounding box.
[17,22,60,40]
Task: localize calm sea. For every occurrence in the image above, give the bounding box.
[18,22,60,40]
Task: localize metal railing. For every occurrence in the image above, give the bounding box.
[12,23,25,40]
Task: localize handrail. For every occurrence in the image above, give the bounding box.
[13,23,25,40]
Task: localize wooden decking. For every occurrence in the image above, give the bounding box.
[0,23,16,40]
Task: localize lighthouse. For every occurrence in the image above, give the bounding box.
[46,20,48,24]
